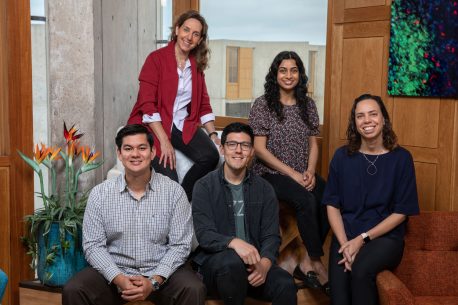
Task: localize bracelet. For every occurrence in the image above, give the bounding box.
[208,131,218,138]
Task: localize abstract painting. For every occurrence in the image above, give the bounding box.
[388,0,458,97]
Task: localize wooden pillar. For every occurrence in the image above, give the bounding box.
[0,0,35,304]
[172,0,199,23]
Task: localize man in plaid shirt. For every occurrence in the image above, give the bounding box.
[63,124,205,305]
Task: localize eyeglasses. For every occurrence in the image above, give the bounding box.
[224,141,253,151]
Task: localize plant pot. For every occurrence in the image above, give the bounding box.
[37,222,88,286]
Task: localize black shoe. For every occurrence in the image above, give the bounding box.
[321,282,330,296]
[293,265,321,289]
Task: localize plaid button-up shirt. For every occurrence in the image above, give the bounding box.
[83,171,192,282]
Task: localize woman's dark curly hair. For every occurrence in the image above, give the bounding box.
[170,10,210,72]
[264,51,315,126]
[346,93,398,155]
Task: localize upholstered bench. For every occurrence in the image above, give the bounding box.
[376,211,458,305]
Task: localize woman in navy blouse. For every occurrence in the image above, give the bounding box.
[323,94,419,305]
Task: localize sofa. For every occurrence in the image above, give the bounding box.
[376,211,458,305]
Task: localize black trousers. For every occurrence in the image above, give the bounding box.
[328,236,404,305]
[62,264,206,305]
[199,249,297,305]
[262,173,329,257]
[152,125,219,201]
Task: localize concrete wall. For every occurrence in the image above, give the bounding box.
[44,0,157,193]
[34,0,158,209]
[205,39,326,122]
[98,0,157,176]
[47,0,98,192]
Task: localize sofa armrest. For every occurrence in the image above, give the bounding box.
[376,270,415,305]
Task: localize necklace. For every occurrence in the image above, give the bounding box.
[175,53,187,70]
[361,152,380,175]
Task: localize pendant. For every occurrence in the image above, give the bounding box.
[366,164,377,175]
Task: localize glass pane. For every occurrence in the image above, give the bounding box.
[31,0,48,209]
[227,47,239,83]
[158,0,173,48]
[30,0,45,17]
[201,0,328,120]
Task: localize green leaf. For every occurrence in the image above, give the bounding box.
[17,150,41,173]
[80,161,104,173]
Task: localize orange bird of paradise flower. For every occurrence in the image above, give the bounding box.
[80,146,101,164]
[48,146,62,161]
[64,122,83,143]
[34,143,51,164]
[67,141,81,159]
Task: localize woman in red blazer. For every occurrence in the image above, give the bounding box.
[128,10,219,201]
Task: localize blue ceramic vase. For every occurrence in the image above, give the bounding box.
[37,222,87,286]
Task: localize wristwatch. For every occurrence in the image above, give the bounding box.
[361,232,371,244]
[208,131,218,138]
[150,278,161,291]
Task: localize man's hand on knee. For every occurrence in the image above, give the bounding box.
[113,274,136,292]
[120,276,154,302]
[228,238,261,265]
[247,257,272,287]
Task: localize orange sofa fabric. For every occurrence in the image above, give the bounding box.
[376,211,458,305]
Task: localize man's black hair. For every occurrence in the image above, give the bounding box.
[115,124,154,150]
[221,122,254,145]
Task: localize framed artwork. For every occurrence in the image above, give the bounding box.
[388,0,458,97]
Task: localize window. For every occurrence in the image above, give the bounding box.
[201,0,328,121]
[30,0,49,209]
[227,47,239,83]
[157,0,173,48]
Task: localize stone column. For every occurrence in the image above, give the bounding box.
[47,0,99,189]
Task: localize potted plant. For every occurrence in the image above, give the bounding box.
[19,123,102,286]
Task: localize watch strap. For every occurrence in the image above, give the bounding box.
[361,232,371,244]
[150,278,161,291]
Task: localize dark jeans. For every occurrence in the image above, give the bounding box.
[262,173,329,257]
[152,125,219,201]
[329,236,404,305]
[62,264,206,305]
[199,249,297,305]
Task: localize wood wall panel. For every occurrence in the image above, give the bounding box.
[339,37,384,139]
[0,0,8,155]
[323,0,458,212]
[345,0,385,9]
[0,168,11,305]
[344,6,391,23]
[452,103,458,208]
[393,98,440,148]
[436,100,456,211]
[324,23,343,165]
[413,162,436,211]
[343,21,390,38]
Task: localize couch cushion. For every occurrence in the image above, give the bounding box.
[396,249,458,296]
[414,296,458,305]
[405,212,458,251]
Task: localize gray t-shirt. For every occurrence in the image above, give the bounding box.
[227,182,246,241]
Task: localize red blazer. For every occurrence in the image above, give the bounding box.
[127,41,213,156]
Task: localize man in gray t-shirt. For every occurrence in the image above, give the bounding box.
[227,182,246,241]
[192,123,296,305]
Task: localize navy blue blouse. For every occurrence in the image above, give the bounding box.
[322,146,419,240]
